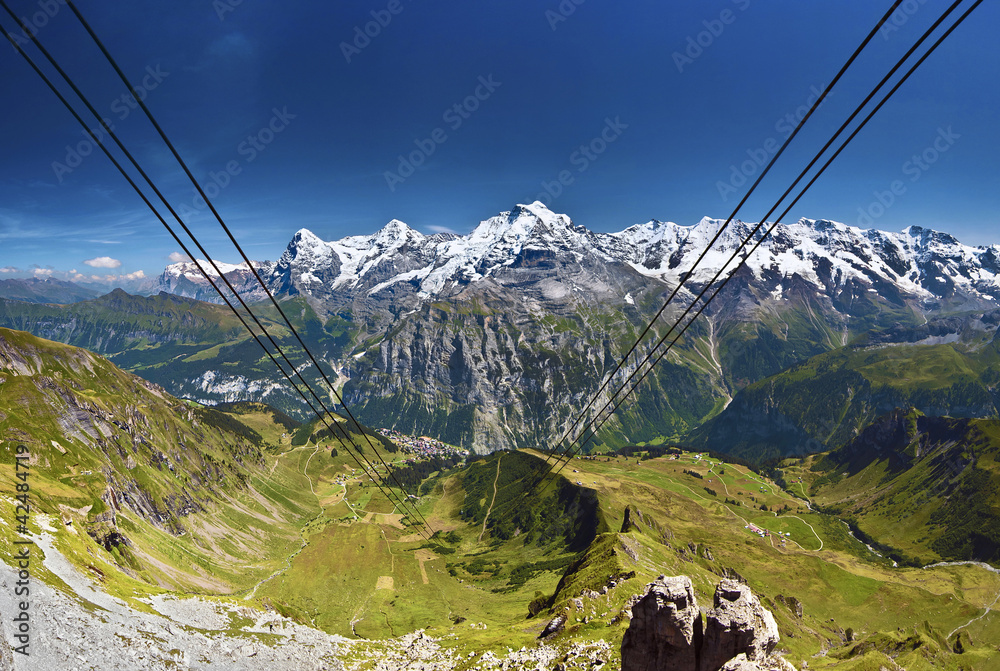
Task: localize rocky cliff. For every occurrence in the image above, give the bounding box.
[622,576,795,671]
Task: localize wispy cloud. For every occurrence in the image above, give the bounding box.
[426,225,459,235]
[168,251,191,263]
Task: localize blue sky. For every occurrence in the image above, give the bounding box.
[1,0,997,286]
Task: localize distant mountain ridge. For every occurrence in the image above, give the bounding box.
[0,277,99,304]
[688,309,1000,462]
[154,202,1000,311]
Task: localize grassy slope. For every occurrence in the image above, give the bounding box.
[688,334,1000,462]
[533,451,1000,670]
[0,292,351,419]
[3,327,997,668]
[4,437,998,668]
[0,327,321,596]
[225,445,1000,669]
[781,411,1000,567]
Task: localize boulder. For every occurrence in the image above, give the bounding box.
[539,613,566,639]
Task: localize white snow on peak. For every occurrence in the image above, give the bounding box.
[291,227,323,244]
[164,259,252,281]
[374,219,422,242]
[516,201,572,226]
[243,206,1000,305]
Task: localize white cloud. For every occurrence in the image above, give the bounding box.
[168,252,191,263]
[84,256,122,269]
[32,268,54,277]
[426,225,459,235]
[121,270,146,281]
[0,266,18,273]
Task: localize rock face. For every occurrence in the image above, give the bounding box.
[621,575,702,671]
[701,580,780,671]
[621,577,794,671]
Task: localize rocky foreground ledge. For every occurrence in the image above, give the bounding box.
[621,576,796,671]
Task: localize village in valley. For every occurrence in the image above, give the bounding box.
[376,428,469,460]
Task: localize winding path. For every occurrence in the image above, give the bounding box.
[478,455,503,543]
[697,458,821,551]
[781,514,823,552]
[922,561,1000,639]
[948,589,1000,639]
[303,444,322,496]
[243,445,324,600]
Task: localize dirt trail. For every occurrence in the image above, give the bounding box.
[922,562,1000,639]
[783,515,823,551]
[478,455,503,543]
[949,588,1000,639]
[303,444,322,496]
[414,549,437,585]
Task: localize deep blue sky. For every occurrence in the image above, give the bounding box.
[1,0,997,285]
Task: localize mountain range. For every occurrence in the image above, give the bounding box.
[0,277,99,304]
[157,202,1000,310]
[4,202,1000,456]
[149,202,1000,453]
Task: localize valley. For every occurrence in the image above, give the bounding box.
[2,325,998,668]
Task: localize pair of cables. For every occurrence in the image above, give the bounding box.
[488,0,981,514]
[1,0,433,538]
[543,0,983,487]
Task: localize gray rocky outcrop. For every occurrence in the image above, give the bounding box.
[621,576,795,671]
[620,575,702,671]
[701,579,780,671]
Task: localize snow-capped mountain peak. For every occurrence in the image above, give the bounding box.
[373,219,422,243]
[155,205,1000,311]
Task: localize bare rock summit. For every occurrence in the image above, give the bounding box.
[621,576,795,671]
